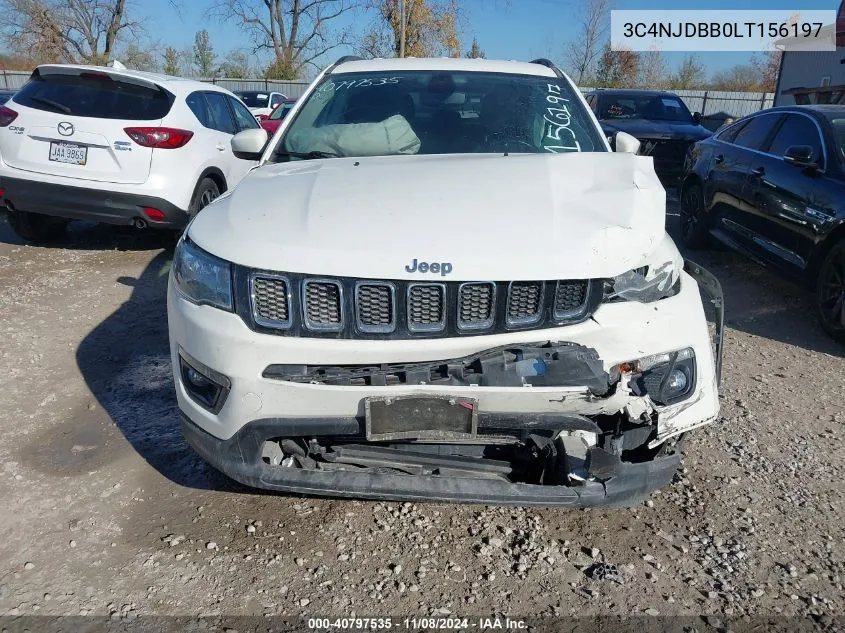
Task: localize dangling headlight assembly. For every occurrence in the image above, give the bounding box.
[614,347,697,406]
[172,237,233,311]
[603,235,683,303]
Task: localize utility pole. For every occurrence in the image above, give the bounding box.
[399,0,405,58]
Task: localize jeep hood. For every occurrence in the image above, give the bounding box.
[188,152,666,281]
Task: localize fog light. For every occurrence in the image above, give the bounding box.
[179,350,230,414]
[185,366,212,388]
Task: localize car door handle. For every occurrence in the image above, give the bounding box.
[714,154,724,165]
[216,143,226,152]
[750,166,765,177]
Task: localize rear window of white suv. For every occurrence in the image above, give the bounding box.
[13,70,174,120]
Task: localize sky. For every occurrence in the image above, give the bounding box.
[139,0,839,77]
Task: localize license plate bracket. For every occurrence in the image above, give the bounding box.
[365,395,478,442]
[49,142,87,165]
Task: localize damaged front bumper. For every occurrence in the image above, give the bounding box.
[181,412,681,506]
[170,261,723,507]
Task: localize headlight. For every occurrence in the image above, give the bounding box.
[614,347,697,406]
[630,348,696,406]
[604,234,682,303]
[172,237,233,311]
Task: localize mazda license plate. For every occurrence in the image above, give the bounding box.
[49,142,87,165]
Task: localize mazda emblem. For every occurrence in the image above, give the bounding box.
[57,122,74,136]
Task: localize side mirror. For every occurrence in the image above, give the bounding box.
[231,128,269,161]
[614,131,641,154]
[783,145,817,169]
[258,114,269,122]
[692,111,702,124]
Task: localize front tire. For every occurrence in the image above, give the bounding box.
[6,210,68,243]
[816,239,845,344]
[679,183,711,249]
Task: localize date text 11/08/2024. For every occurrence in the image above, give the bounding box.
[307,617,528,630]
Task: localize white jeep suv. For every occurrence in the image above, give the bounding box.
[0,64,261,242]
[168,56,724,506]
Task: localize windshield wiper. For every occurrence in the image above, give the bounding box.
[28,96,71,114]
[275,150,342,160]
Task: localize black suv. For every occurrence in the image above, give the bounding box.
[586,89,712,188]
[681,105,845,343]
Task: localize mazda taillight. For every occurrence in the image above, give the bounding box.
[124,127,193,149]
[0,106,18,127]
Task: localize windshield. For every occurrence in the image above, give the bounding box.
[271,70,605,161]
[598,94,693,122]
[237,91,270,108]
[831,118,845,161]
[269,100,296,120]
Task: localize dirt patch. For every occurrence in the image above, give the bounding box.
[20,409,121,477]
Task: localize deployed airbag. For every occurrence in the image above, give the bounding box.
[286,114,421,157]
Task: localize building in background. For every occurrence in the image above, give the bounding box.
[774,0,845,106]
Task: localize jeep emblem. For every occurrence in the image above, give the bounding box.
[405,258,452,276]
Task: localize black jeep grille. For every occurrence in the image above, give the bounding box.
[356,283,394,331]
[240,270,598,340]
[252,276,290,325]
[458,283,495,329]
[304,281,342,329]
[408,284,445,330]
[507,282,543,324]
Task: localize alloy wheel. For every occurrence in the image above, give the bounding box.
[680,187,701,241]
[819,245,845,332]
[199,188,218,210]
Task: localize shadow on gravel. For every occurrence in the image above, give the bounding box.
[74,250,250,493]
[0,211,176,252]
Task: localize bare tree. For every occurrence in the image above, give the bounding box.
[637,49,666,89]
[709,64,765,92]
[751,50,782,92]
[0,0,141,65]
[215,0,358,79]
[669,54,706,89]
[595,42,639,88]
[219,48,252,78]
[122,42,157,71]
[360,0,460,59]
[564,0,613,85]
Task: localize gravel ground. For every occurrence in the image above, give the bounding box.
[0,198,844,630]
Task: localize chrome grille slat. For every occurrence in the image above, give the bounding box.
[303,280,343,331]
